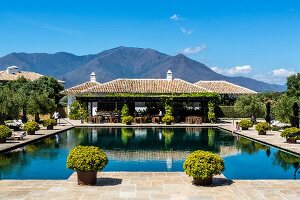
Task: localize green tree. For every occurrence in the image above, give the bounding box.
[27,92,56,122]
[121,104,130,117]
[8,77,32,122]
[207,101,216,123]
[31,76,64,104]
[274,94,299,124]
[234,95,265,119]
[0,86,22,124]
[69,101,87,120]
[287,73,300,97]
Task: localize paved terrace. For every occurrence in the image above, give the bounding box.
[0,120,73,153]
[1,120,300,199]
[0,172,300,200]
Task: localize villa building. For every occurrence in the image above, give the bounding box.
[0,66,65,84]
[62,70,256,122]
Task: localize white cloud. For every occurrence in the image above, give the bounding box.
[227,65,252,75]
[254,68,296,84]
[211,65,252,76]
[180,27,192,35]
[182,45,206,54]
[170,14,184,21]
[272,68,295,77]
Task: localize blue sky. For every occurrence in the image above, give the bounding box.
[0,0,299,84]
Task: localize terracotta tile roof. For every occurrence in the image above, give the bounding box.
[0,70,65,83]
[61,81,101,95]
[84,79,209,94]
[195,80,256,94]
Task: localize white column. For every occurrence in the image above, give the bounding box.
[92,102,98,116]
[67,95,76,115]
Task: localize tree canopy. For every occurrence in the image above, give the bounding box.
[287,73,300,98]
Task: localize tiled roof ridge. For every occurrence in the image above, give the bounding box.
[195,80,257,94]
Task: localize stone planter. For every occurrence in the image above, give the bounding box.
[27,131,35,135]
[286,138,296,143]
[258,131,266,135]
[0,138,6,143]
[77,171,97,185]
[47,125,54,130]
[193,177,212,186]
[166,122,172,125]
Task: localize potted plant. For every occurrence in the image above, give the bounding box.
[183,150,224,185]
[0,125,12,143]
[207,101,216,123]
[239,119,253,130]
[280,127,300,143]
[122,116,134,125]
[162,115,174,125]
[23,121,40,135]
[43,119,57,130]
[255,122,271,135]
[66,145,108,185]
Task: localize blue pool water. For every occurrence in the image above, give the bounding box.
[0,127,299,180]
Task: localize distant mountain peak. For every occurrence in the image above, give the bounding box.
[0,46,285,92]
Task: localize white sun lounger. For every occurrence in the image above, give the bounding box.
[10,132,26,140]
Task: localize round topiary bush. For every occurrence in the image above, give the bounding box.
[183,150,224,185]
[67,145,108,172]
[23,121,40,134]
[43,119,57,128]
[239,119,253,130]
[122,116,134,125]
[255,122,271,135]
[162,115,174,125]
[0,125,12,143]
[280,127,300,143]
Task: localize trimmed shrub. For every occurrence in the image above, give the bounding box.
[183,150,224,179]
[43,119,57,127]
[271,126,281,131]
[239,119,253,130]
[162,115,175,124]
[69,101,88,120]
[255,122,271,134]
[280,127,300,141]
[122,116,134,124]
[66,145,108,172]
[0,125,12,139]
[24,121,40,133]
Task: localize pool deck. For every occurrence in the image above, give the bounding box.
[0,120,74,153]
[0,172,300,200]
[1,119,300,199]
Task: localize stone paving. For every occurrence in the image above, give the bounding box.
[219,124,300,155]
[0,120,73,153]
[0,172,300,200]
[1,119,300,199]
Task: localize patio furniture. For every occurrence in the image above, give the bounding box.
[185,116,193,124]
[10,132,26,140]
[194,116,202,124]
[135,117,142,124]
[152,116,159,124]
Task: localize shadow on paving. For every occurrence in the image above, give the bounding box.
[192,177,234,188]
[95,177,122,186]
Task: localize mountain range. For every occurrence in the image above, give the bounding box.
[0,46,285,92]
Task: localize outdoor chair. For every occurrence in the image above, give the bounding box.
[10,132,26,140]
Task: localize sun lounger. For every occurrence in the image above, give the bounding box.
[10,132,26,140]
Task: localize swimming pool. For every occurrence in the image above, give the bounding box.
[0,127,299,180]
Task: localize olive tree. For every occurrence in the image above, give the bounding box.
[287,73,300,98]
[234,95,265,120]
[0,86,22,124]
[274,94,299,124]
[27,92,56,122]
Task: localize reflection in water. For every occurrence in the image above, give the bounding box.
[274,151,300,179]
[0,127,299,179]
